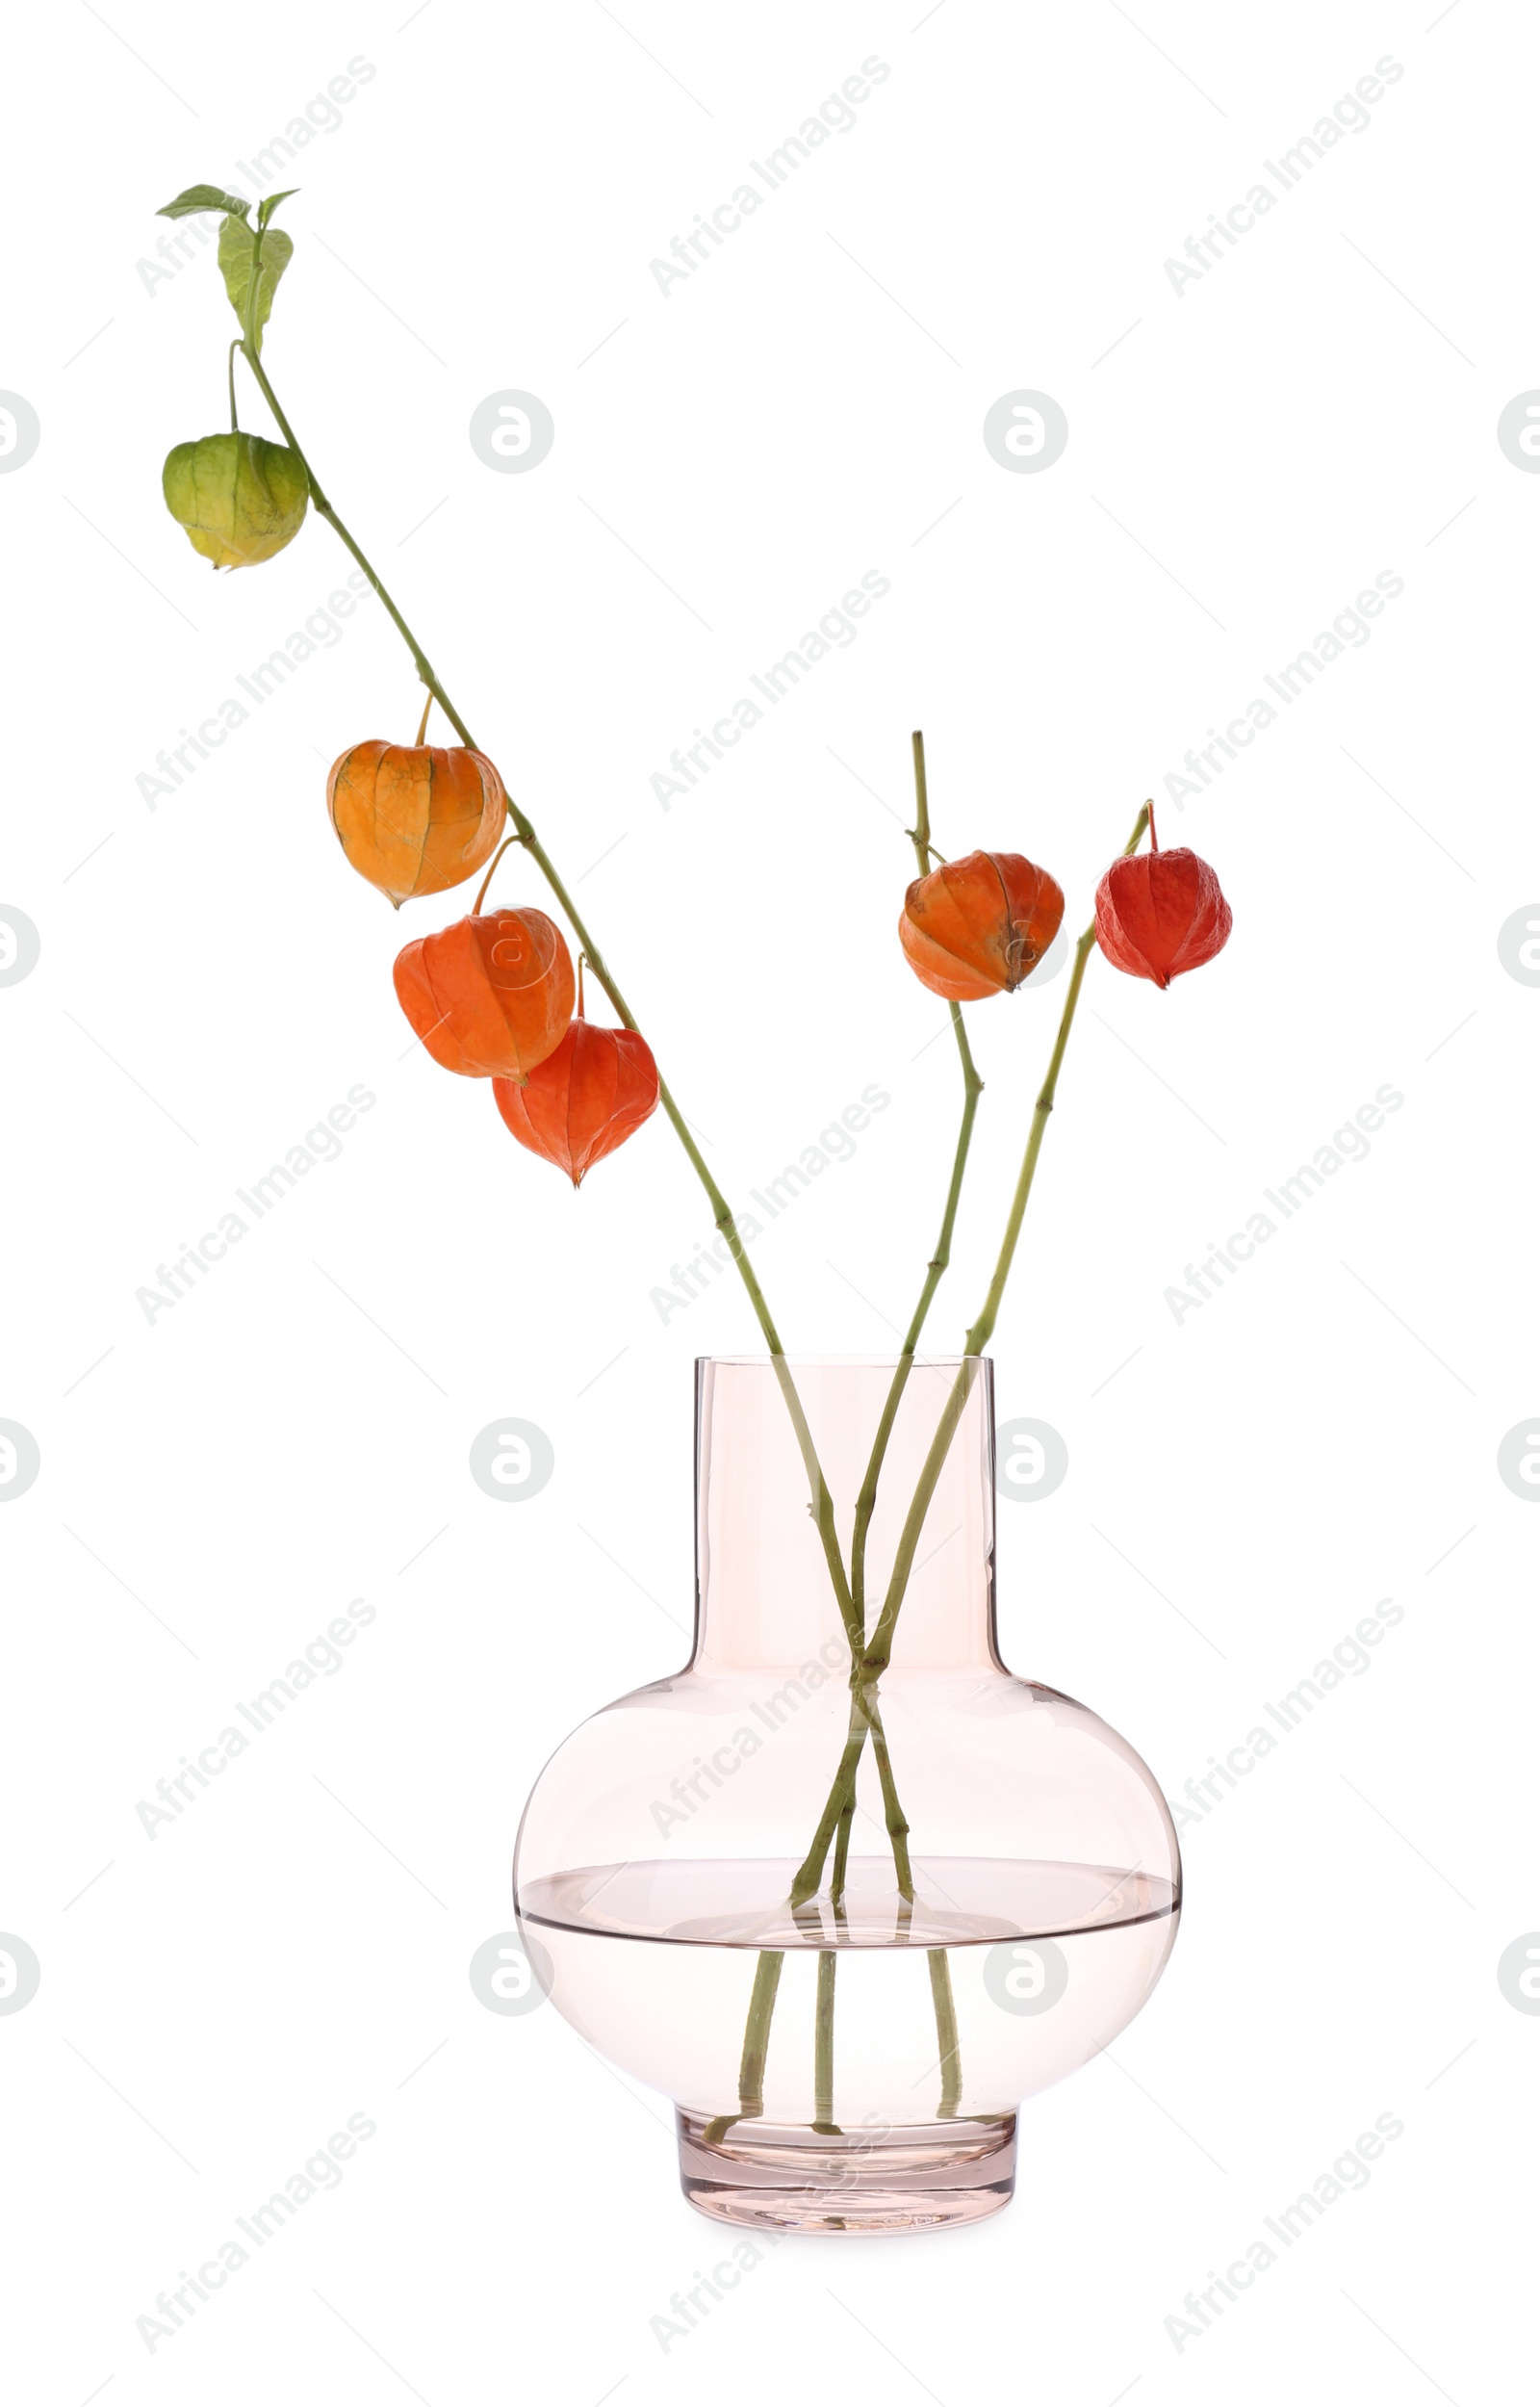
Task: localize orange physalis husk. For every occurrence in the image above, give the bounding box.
[492,1015,660,1186]
[327,738,505,907]
[394,909,575,1079]
[899,849,1065,1000]
[1094,824,1232,989]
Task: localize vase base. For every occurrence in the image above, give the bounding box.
[677,2109,1016,2234]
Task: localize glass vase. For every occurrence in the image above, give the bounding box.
[515,1357,1180,2234]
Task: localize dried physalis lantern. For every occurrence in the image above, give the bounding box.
[394,844,575,1079]
[1094,809,1232,988]
[493,964,659,1186]
[899,850,1065,1000]
[327,700,505,907]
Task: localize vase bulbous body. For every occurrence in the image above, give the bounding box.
[515,1358,1181,2233]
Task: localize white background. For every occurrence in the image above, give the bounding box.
[1,0,1533,2398]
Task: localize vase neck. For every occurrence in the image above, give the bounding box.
[692,1358,998,1672]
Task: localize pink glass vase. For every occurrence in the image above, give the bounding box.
[515,1357,1181,2234]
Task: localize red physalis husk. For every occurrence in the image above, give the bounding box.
[492,1009,660,1186]
[1093,812,1231,988]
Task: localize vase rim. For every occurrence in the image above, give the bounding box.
[697,1353,989,1368]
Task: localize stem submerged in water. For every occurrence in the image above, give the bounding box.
[813,1952,838,2134]
[928,1950,962,2116]
[703,1950,784,2145]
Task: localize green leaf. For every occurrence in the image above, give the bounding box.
[218,215,295,353]
[158,183,249,220]
[257,189,299,230]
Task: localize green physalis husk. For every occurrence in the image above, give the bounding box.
[162,431,309,569]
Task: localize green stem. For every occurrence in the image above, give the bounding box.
[799,731,984,1913]
[861,1359,982,1680]
[703,1949,783,2145]
[859,1686,914,1902]
[928,1950,962,2116]
[788,1683,869,1906]
[849,733,983,1630]
[830,1798,854,1915]
[244,225,265,356]
[236,345,872,1629]
[962,802,1148,1359]
[790,799,1150,2123]
[227,340,241,434]
[235,347,881,2169]
[863,800,1153,1681]
[473,835,519,918]
[813,1952,838,2133]
[819,736,983,1893]
[239,329,886,2157]
[782,733,979,2119]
